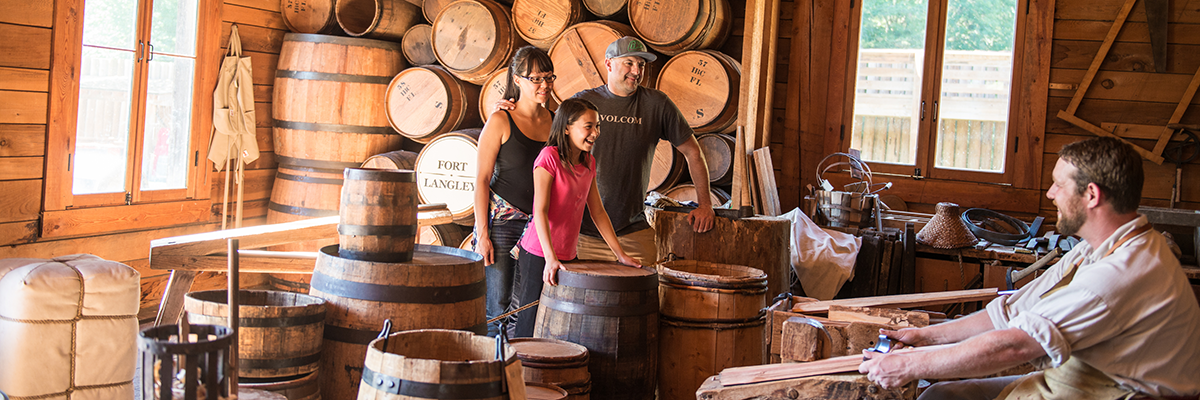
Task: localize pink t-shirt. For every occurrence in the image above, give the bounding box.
[519,146,596,260]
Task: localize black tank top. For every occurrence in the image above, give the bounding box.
[490,110,546,215]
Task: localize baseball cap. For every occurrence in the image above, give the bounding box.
[605,36,657,62]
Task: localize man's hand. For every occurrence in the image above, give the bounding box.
[882,327,929,347]
[687,207,715,233]
[859,350,914,390]
[493,98,516,114]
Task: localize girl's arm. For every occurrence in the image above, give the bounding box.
[472,112,510,266]
[532,167,565,285]
[585,177,641,268]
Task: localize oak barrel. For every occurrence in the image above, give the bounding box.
[582,0,627,19]
[512,0,587,50]
[361,150,418,170]
[338,168,418,262]
[432,0,527,84]
[414,129,482,225]
[336,0,421,41]
[184,290,326,379]
[510,338,591,400]
[401,24,437,65]
[240,371,321,400]
[479,68,561,123]
[657,50,741,134]
[548,21,640,103]
[628,0,731,56]
[386,65,482,143]
[534,261,658,400]
[525,383,569,400]
[282,0,343,34]
[696,133,735,185]
[460,232,477,250]
[311,245,485,400]
[655,260,766,400]
[358,329,517,400]
[422,0,457,25]
[648,140,684,192]
[418,223,467,247]
[662,184,730,205]
[267,163,344,252]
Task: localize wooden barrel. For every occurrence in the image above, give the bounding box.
[549,21,636,103]
[479,68,561,123]
[459,232,477,250]
[657,50,741,134]
[414,129,482,225]
[628,0,731,56]
[312,244,485,400]
[240,371,321,400]
[267,163,344,252]
[663,184,730,206]
[510,338,591,400]
[281,0,344,34]
[271,33,406,235]
[512,0,587,50]
[358,329,516,400]
[432,0,527,85]
[582,0,627,19]
[647,140,685,192]
[417,223,467,247]
[696,133,734,186]
[338,168,418,262]
[336,0,421,41]
[655,260,766,400]
[361,150,418,170]
[386,65,482,143]
[526,383,569,400]
[534,261,658,400]
[422,0,457,25]
[401,24,438,65]
[183,290,326,379]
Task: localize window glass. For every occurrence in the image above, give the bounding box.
[849,0,928,166]
[74,47,135,195]
[140,55,195,191]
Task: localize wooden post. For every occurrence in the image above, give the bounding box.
[228,238,239,399]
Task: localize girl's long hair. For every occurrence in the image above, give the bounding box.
[546,98,597,169]
[502,46,553,102]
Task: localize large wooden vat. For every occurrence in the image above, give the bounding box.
[386,65,482,143]
[311,245,485,400]
[414,129,482,225]
[184,290,326,379]
[512,0,587,50]
[336,0,421,41]
[510,338,591,400]
[358,329,517,400]
[628,0,731,56]
[656,50,741,134]
[432,0,527,84]
[696,133,735,185]
[655,260,766,400]
[337,168,418,262]
[401,24,438,65]
[534,261,658,400]
[648,139,685,192]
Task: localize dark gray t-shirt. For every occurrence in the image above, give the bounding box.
[572,85,694,237]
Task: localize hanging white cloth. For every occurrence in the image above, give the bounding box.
[207,24,258,229]
[780,208,861,300]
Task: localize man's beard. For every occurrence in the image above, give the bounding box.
[1057,198,1086,236]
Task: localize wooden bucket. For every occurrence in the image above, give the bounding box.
[183,290,326,379]
[401,24,438,65]
[509,338,591,400]
[414,129,482,226]
[657,50,741,134]
[418,223,467,247]
[282,0,344,34]
[358,329,517,400]
[336,0,421,41]
[386,65,482,143]
[338,168,418,262]
[240,371,321,400]
[548,21,636,103]
[312,244,485,400]
[662,184,730,206]
[534,261,658,400]
[361,150,418,170]
[432,0,527,85]
[628,0,731,56]
[512,0,587,50]
[696,133,734,186]
[525,383,569,400]
[267,163,344,252]
[648,140,685,192]
[582,0,627,19]
[655,260,766,400]
[479,68,560,123]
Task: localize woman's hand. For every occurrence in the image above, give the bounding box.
[474,234,494,265]
[543,258,567,286]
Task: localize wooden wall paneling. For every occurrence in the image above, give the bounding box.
[0,157,43,180]
[820,0,851,158]
[41,200,212,238]
[1011,0,1054,190]
[1052,41,1200,74]
[739,0,782,150]
[825,172,1043,214]
[0,24,52,70]
[1063,0,1138,116]
[1054,21,1200,44]
[45,0,85,212]
[211,168,275,203]
[0,179,40,222]
[225,0,283,12]
[0,91,48,124]
[0,67,49,92]
[1051,68,1200,104]
[0,220,38,245]
[219,22,286,54]
[1045,97,1200,133]
[1055,0,1200,23]
[0,0,54,27]
[224,3,289,30]
[0,124,46,157]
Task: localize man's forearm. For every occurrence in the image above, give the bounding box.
[900,328,1044,380]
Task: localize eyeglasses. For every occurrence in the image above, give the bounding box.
[518,74,556,84]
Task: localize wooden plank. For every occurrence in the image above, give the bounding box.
[219,22,286,55]
[43,0,84,212]
[1064,0,1138,116]
[226,0,282,12]
[827,305,930,328]
[0,90,47,124]
[791,288,999,314]
[1054,20,1200,45]
[753,147,781,216]
[697,372,916,400]
[823,172,1044,215]
[0,220,219,261]
[1100,123,1191,141]
[1056,110,1166,164]
[717,354,863,386]
[0,0,54,27]
[1012,0,1053,190]
[155,270,198,325]
[0,66,49,92]
[41,199,212,238]
[739,0,782,149]
[0,156,43,180]
[1055,0,1200,24]
[0,23,51,70]
[1151,65,1200,159]
[223,3,288,30]
[0,179,40,222]
[0,219,38,245]
[0,124,45,156]
[152,250,318,273]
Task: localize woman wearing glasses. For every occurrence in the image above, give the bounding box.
[473,46,556,337]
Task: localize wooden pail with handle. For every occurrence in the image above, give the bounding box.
[357,329,518,400]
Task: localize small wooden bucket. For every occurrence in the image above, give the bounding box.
[432,0,527,84]
[628,0,731,56]
[240,371,321,400]
[414,129,483,226]
[401,24,438,66]
[512,0,587,50]
[386,65,482,143]
[510,338,591,400]
[534,261,658,400]
[336,0,422,41]
[648,140,685,192]
[696,133,735,186]
[184,290,327,379]
[338,168,418,262]
[358,329,517,400]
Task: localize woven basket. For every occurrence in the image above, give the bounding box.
[916,202,977,249]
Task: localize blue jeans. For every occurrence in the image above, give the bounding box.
[481,218,526,337]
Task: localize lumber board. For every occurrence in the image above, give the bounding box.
[1151,65,1200,159]
[42,200,211,239]
[1012,0,1053,190]
[152,250,318,273]
[223,3,288,30]
[225,0,282,13]
[828,305,930,328]
[1053,20,1200,45]
[697,372,916,400]
[822,172,1044,215]
[0,0,53,27]
[0,66,48,92]
[0,219,38,245]
[0,179,40,222]
[219,22,285,55]
[1064,0,1137,116]
[0,124,45,157]
[0,156,43,180]
[0,23,51,70]
[753,147,781,216]
[43,0,83,212]
[1056,110,1166,164]
[732,126,749,210]
[717,354,863,386]
[738,0,781,149]
[791,288,999,314]
[0,90,47,124]
[1100,123,1191,142]
[1055,0,1200,24]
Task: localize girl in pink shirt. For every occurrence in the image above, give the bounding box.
[513,98,641,337]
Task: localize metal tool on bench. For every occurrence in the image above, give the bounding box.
[1006,247,1062,290]
[867,334,896,354]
